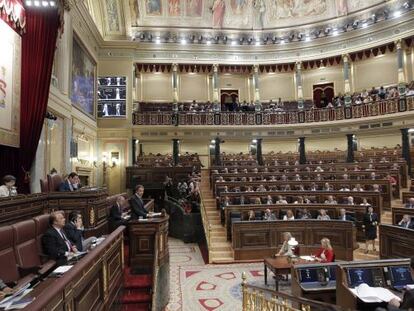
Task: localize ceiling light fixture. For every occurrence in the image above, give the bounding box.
[180,38,187,45]
[231,40,237,46]
[393,10,402,18]
[305,35,311,42]
[280,39,285,44]
[155,37,161,44]
[255,39,261,46]
[206,39,211,45]
[332,29,339,36]
[362,22,368,28]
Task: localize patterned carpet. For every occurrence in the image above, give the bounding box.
[166,238,290,311]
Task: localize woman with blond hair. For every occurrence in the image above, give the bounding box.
[314,238,335,262]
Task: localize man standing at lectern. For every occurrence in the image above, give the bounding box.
[129,185,150,220]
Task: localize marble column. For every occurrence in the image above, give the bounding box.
[298,137,306,164]
[396,40,407,95]
[172,139,180,166]
[343,54,352,106]
[256,138,263,165]
[132,139,137,165]
[253,65,262,111]
[214,137,221,166]
[212,64,220,111]
[172,63,179,110]
[346,134,355,163]
[295,62,304,109]
[401,129,412,177]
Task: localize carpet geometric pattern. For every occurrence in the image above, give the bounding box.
[166,238,290,311]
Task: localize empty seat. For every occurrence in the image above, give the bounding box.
[47,174,63,192]
[0,225,20,284]
[13,218,56,276]
[34,214,53,262]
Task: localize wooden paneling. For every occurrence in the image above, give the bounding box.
[232,220,354,261]
[392,207,414,224]
[379,224,414,259]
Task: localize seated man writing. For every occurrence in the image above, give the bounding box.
[42,211,78,265]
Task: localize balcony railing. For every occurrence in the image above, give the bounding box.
[133,96,414,126]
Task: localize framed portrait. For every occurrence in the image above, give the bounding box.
[71,34,97,119]
[0,19,21,148]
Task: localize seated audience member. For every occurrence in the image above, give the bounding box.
[314,238,335,263]
[352,184,365,191]
[276,232,293,256]
[365,164,375,171]
[284,184,291,191]
[221,196,231,209]
[398,215,414,229]
[256,184,266,192]
[263,209,277,221]
[129,185,150,219]
[294,196,304,204]
[360,198,371,206]
[338,208,355,221]
[371,184,380,192]
[283,209,295,220]
[297,184,305,191]
[247,210,256,221]
[309,183,318,191]
[266,195,273,205]
[299,208,312,219]
[386,174,397,186]
[388,257,414,310]
[315,174,322,181]
[64,211,96,251]
[370,172,377,180]
[314,166,324,172]
[342,173,349,180]
[109,195,129,229]
[317,209,331,220]
[59,172,81,192]
[276,195,288,204]
[323,182,332,191]
[42,211,78,265]
[324,195,337,205]
[0,279,14,300]
[405,198,414,209]
[238,195,247,205]
[339,185,350,191]
[346,196,355,205]
[0,175,16,197]
[253,197,262,205]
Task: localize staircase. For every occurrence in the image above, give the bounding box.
[120,245,152,310]
[200,169,233,263]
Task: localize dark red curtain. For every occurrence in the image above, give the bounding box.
[17,7,60,193]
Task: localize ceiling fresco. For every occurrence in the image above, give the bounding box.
[124,0,385,30]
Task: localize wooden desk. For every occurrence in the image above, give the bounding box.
[0,194,48,226]
[391,207,414,225]
[401,191,414,204]
[379,224,414,259]
[128,216,170,310]
[264,256,310,291]
[21,226,125,311]
[232,220,355,261]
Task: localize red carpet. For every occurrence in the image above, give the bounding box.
[121,245,152,310]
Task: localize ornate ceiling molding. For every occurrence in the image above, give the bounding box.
[97,15,414,64]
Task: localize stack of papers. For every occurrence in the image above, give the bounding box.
[406,284,414,290]
[300,256,314,261]
[350,283,401,303]
[52,265,73,274]
[0,283,33,310]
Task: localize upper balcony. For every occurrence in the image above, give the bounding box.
[133,96,414,127]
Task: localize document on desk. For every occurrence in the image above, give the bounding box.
[0,284,33,310]
[300,256,314,261]
[406,284,414,290]
[350,283,401,303]
[53,265,73,274]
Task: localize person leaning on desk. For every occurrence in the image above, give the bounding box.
[387,257,414,310]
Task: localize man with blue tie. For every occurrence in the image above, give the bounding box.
[42,211,77,265]
[129,185,151,220]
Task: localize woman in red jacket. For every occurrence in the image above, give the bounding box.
[314,238,335,263]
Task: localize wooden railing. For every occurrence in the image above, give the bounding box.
[241,273,342,311]
[133,96,414,126]
[199,186,212,263]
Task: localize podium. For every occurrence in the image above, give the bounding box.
[128,215,170,310]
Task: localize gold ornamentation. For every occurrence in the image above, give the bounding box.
[102,261,108,298]
[89,208,95,225]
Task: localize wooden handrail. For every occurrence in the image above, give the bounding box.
[241,272,344,311]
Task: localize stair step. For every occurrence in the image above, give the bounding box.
[121,303,151,311]
[121,292,151,304]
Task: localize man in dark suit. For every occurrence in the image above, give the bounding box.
[404,198,414,209]
[42,211,77,265]
[398,215,414,229]
[64,211,96,251]
[109,196,129,230]
[129,185,150,220]
[338,208,355,222]
[59,172,80,192]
